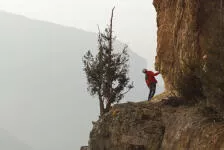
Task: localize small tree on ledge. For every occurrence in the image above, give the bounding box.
[83,7,133,116]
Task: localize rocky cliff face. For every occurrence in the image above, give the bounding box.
[80,146,88,150]
[89,96,224,150]
[88,0,224,149]
[154,0,224,105]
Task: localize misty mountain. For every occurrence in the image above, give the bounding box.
[0,129,31,150]
[0,11,163,150]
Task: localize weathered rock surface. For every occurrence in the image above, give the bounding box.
[88,0,224,149]
[154,0,224,104]
[80,146,88,150]
[89,97,224,150]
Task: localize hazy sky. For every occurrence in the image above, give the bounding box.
[0,1,160,149]
[0,0,157,67]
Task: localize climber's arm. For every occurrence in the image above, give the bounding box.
[154,72,160,76]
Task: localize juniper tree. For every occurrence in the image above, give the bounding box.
[83,8,133,115]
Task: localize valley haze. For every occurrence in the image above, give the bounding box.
[0,11,164,150]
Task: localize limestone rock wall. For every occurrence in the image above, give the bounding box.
[88,100,224,150]
[154,0,224,103]
[89,102,164,150]
[80,146,89,150]
[87,1,224,149]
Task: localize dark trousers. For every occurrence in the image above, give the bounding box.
[148,82,156,101]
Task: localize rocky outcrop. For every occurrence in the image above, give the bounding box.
[154,0,224,105]
[88,0,224,149]
[89,97,224,150]
[80,146,88,150]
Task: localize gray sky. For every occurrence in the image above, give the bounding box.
[0,0,157,68]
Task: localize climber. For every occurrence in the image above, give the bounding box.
[142,69,160,101]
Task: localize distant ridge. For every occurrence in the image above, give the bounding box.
[0,129,31,150]
[0,11,160,150]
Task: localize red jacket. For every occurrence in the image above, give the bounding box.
[145,71,159,86]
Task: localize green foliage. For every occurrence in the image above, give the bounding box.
[83,8,133,115]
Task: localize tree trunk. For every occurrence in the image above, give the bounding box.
[107,7,115,108]
[99,94,105,116]
[105,100,112,113]
[109,7,115,53]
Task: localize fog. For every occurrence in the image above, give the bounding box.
[0,0,157,67]
[0,1,161,149]
[0,11,163,149]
